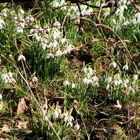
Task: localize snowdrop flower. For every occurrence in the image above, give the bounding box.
[74,123,80,131]
[0,19,5,29]
[71,83,76,88]
[19,8,24,15]
[0,94,2,100]
[55,50,63,56]
[83,67,93,77]
[64,113,74,124]
[63,80,70,87]
[47,53,54,58]
[48,41,58,48]
[61,38,68,45]
[103,8,110,17]
[42,43,47,50]
[25,15,34,23]
[53,110,59,119]
[1,72,16,84]
[110,61,117,68]
[105,76,112,83]
[124,79,129,84]
[53,21,61,29]
[83,78,93,85]
[16,27,23,34]
[18,54,26,61]
[123,64,128,71]
[52,29,61,40]
[32,76,38,83]
[133,74,138,81]
[92,76,99,83]
[34,34,41,41]
[135,13,140,23]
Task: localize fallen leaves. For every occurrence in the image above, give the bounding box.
[17,98,28,115]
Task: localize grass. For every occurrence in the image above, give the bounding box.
[0,0,140,139]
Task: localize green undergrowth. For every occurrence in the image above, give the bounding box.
[0,0,140,139]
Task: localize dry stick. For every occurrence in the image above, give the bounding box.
[0,55,61,140]
[79,17,139,73]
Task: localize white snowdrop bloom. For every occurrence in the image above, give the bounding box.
[25,15,34,23]
[0,19,5,29]
[18,54,26,61]
[83,78,93,85]
[0,94,2,100]
[71,83,76,88]
[53,21,61,29]
[48,41,58,48]
[52,29,61,40]
[105,76,112,83]
[47,53,54,59]
[63,80,70,87]
[1,72,16,84]
[51,1,61,8]
[19,8,24,15]
[34,34,41,41]
[74,124,80,131]
[55,50,63,56]
[30,29,36,34]
[42,43,47,50]
[114,73,121,80]
[135,13,140,23]
[118,79,123,85]
[83,67,93,77]
[124,79,129,84]
[53,110,59,119]
[61,38,68,45]
[133,74,138,81]
[16,27,23,34]
[123,64,128,71]
[113,80,119,86]
[106,84,110,90]
[103,8,110,17]
[92,76,99,83]
[110,61,117,68]
[32,76,38,83]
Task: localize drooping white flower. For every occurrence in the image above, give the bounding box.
[16,27,23,34]
[83,78,93,85]
[53,110,59,119]
[133,74,138,81]
[53,21,61,29]
[83,67,93,77]
[63,80,70,87]
[123,64,128,71]
[32,76,38,83]
[55,50,63,56]
[1,72,16,84]
[0,19,5,29]
[18,54,26,61]
[0,94,2,100]
[52,29,61,40]
[74,123,80,131]
[110,61,117,68]
[71,83,76,88]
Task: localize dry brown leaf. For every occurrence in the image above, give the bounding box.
[1,124,11,133]
[17,98,27,115]
[16,121,29,129]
